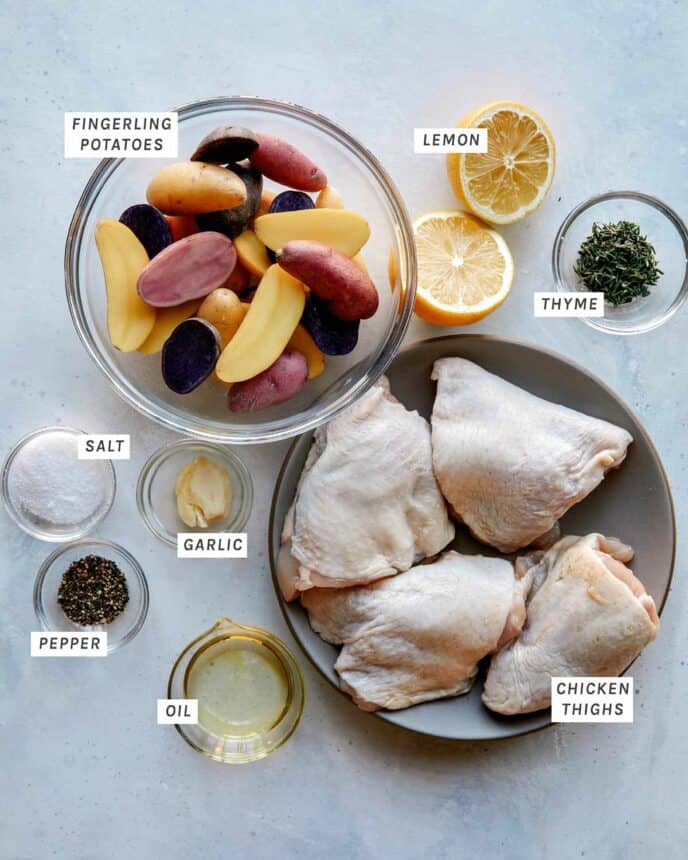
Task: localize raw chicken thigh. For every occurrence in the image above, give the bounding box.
[482,533,659,715]
[431,358,633,552]
[302,550,531,711]
[278,378,454,601]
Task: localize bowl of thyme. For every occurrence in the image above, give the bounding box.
[34,539,149,653]
[553,191,688,334]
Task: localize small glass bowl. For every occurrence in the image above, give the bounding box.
[137,440,253,547]
[34,538,149,653]
[552,191,688,334]
[167,617,304,764]
[2,426,116,542]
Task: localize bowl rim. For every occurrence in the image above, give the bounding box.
[65,95,417,444]
[1,425,116,542]
[136,439,254,547]
[33,537,150,653]
[268,332,677,741]
[552,189,688,335]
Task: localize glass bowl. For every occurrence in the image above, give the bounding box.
[552,191,688,334]
[2,426,116,542]
[136,440,253,547]
[167,617,304,763]
[34,538,149,653]
[65,96,416,444]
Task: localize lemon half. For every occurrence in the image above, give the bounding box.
[447,101,555,225]
[413,210,513,326]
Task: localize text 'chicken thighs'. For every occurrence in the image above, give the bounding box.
[278,378,454,600]
[431,358,633,552]
[482,533,659,715]
[302,550,531,711]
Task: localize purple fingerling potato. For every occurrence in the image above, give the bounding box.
[196,163,263,239]
[137,231,237,307]
[161,318,221,394]
[268,191,315,214]
[228,349,308,412]
[265,191,314,262]
[119,203,172,259]
[190,125,259,164]
[301,296,359,355]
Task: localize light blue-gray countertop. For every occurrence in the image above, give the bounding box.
[1,2,686,858]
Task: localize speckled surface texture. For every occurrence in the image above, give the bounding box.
[1,2,686,858]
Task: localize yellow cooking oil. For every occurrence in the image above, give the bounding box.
[185,635,289,738]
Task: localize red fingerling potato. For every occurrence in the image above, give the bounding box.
[222,260,252,294]
[249,134,327,192]
[138,232,236,307]
[277,240,378,320]
[166,215,199,242]
[228,349,308,412]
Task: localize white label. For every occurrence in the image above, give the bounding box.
[551,676,634,723]
[64,112,178,158]
[31,631,107,656]
[157,699,198,725]
[414,127,488,154]
[177,533,248,559]
[534,291,605,317]
[77,434,130,460]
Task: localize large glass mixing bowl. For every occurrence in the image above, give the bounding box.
[65,97,416,444]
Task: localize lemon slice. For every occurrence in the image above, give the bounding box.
[447,101,555,225]
[413,210,513,326]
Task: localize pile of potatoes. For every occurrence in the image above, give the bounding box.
[95,124,378,413]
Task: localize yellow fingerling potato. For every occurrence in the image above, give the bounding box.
[315,188,368,272]
[215,265,305,383]
[197,288,247,349]
[234,229,271,276]
[146,162,246,215]
[95,220,156,352]
[254,209,370,256]
[138,300,201,355]
[387,246,406,312]
[316,186,344,209]
[353,254,369,274]
[287,324,325,379]
[255,189,276,218]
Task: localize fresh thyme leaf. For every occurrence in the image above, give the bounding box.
[574,220,662,306]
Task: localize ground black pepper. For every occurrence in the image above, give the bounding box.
[57,554,129,626]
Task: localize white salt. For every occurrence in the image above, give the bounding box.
[8,430,112,531]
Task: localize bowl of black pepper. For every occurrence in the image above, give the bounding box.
[34,539,149,653]
[553,191,688,334]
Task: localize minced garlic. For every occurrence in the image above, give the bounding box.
[175,456,232,528]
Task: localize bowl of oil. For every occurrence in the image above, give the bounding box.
[167,617,304,763]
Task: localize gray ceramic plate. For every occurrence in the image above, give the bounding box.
[269,335,676,740]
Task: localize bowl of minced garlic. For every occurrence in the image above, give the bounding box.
[176,456,232,528]
[136,440,253,546]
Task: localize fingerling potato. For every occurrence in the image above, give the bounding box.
[138,231,236,307]
[147,162,246,215]
[228,349,308,412]
[277,240,378,320]
[191,125,259,164]
[249,134,327,191]
[197,288,247,348]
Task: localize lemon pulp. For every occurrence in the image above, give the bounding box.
[412,210,513,325]
[447,101,555,225]
[415,212,509,307]
[463,109,551,216]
